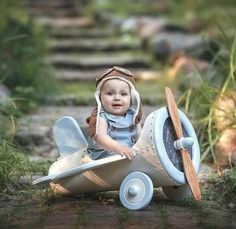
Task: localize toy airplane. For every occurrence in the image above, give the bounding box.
[33,100,200,210]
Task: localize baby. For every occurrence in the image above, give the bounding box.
[86,66,143,160]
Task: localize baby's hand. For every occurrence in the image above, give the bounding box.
[116,144,134,160]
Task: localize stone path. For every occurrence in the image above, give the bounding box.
[1,191,235,229]
[10,0,235,228]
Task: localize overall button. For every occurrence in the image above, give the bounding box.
[129,125,135,132]
[131,136,137,143]
[111,126,116,132]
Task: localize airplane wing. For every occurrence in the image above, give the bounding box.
[32,174,57,186]
[33,155,126,186]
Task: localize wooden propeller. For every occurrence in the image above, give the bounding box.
[165,87,201,200]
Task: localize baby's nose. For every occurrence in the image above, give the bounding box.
[114,94,120,100]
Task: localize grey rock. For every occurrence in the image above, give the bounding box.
[0,84,11,105]
[53,68,157,82]
[231,152,236,166]
[50,28,116,39]
[48,54,150,70]
[151,32,217,61]
[16,105,158,148]
[48,39,141,53]
[35,16,93,28]
[15,126,51,146]
[198,163,215,182]
[121,16,189,38]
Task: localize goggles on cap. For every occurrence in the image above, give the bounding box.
[96,66,134,87]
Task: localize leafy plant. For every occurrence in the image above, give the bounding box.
[0,141,28,191]
[0,0,60,112]
[178,26,236,164]
[0,97,21,140]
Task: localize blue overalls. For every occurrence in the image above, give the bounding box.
[87,109,137,160]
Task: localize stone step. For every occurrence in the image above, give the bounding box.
[48,38,141,53]
[26,0,74,9]
[54,68,158,82]
[25,0,84,18]
[49,28,117,39]
[27,7,81,18]
[34,16,94,28]
[48,54,151,70]
[45,90,164,108]
[16,105,157,131]
[15,105,157,149]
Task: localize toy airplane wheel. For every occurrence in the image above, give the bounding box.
[119,171,153,210]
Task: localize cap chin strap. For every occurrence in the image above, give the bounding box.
[94,90,102,138]
[94,76,141,138]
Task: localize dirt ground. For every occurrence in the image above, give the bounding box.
[1,187,235,229]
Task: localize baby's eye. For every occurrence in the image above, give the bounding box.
[106,91,113,96]
[121,92,128,96]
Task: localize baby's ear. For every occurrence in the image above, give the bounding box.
[86,108,98,138]
[135,103,143,125]
[86,116,90,124]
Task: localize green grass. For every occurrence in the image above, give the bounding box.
[203,167,236,207]
[0,141,29,191]
[0,140,51,193]
[161,1,236,31]
[173,28,236,164]
[116,207,131,227]
[156,204,171,229]
[85,0,158,18]
[85,0,236,33]
[61,76,170,106]
[137,80,168,105]
[0,99,21,140]
[51,49,148,59]
[76,199,90,225]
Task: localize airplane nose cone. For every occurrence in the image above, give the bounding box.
[128,185,139,197]
[174,137,194,150]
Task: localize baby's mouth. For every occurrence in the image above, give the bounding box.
[112,104,122,108]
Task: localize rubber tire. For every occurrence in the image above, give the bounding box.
[119,171,153,210]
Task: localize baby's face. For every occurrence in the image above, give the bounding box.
[100,79,131,116]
